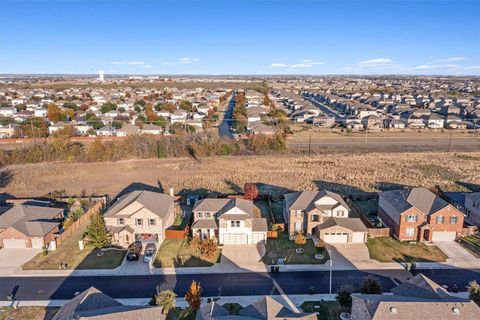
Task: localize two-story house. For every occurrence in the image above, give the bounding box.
[284,190,367,243]
[465,192,480,226]
[191,198,268,245]
[104,190,175,248]
[378,188,464,242]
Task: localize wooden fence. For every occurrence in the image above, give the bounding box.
[346,197,390,238]
[55,202,103,247]
[267,231,278,239]
[165,226,189,239]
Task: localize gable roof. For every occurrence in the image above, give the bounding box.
[317,217,367,232]
[392,274,453,301]
[239,296,316,320]
[284,190,350,212]
[53,287,165,320]
[0,204,63,237]
[193,198,254,218]
[104,190,174,219]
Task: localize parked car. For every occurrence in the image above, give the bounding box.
[126,241,142,261]
[143,243,157,263]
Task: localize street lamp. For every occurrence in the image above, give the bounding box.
[328,249,333,295]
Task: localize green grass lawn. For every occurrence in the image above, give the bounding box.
[22,222,126,270]
[166,307,196,320]
[262,232,329,265]
[301,301,348,320]
[153,238,222,268]
[458,235,480,258]
[171,203,193,230]
[366,236,448,263]
[271,199,286,224]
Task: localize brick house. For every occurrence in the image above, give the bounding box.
[0,202,64,249]
[104,190,175,248]
[378,188,464,242]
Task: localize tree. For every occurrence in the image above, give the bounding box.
[295,233,306,246]
[336,284,353,308]
[185,280,202,310]
[468,280,480,306]
[20,117,48,137]
[153,290,177,315]
[360,275,382,294]
[200,238,217,259]
[85,213,110,248]
[47,103,60,122]
[243,183,259,201]
[146,104,157,122]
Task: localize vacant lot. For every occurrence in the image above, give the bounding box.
[0,152,478,198]
[0,307,59,320]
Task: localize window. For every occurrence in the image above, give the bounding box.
[311,215,319,222]
[405,227,415,237]
[295,210,302,218]
[406,215,417,222]
[198,213,203,218]
[230,221,235,227]
[149,219,156,226]
[338,210,344,217]
[206,212,211,218]
[136,218,143,226]
[295,222,302,232]
[118,218,125,225]
[236,221,240,227]
[436,216,444,224]
[230,221,240,228]
[450,216,458,224]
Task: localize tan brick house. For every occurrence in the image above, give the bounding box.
[0,202,64,249]
[378,188,464,242]
[104,190,175,248]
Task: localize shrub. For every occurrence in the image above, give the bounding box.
[360,275,382,294]
[185,280,202,310]
[295,233,306,246]
[244,183,259,201]
[336,284,353,308]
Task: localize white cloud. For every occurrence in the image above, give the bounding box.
[435,56,466,62]
[465,65,480,70]
[415,64,459,70]
[358,58,396,68]
[141,65,153,69]
[178,57,200,64]
[270,63,288,68]
[109,60,145,65]
[269,60,324,69]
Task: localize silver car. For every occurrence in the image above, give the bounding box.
[143,243,157,263]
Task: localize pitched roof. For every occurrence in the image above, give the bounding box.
[193,198,254,218]
[239,296,316,320]
[0,204,63,237]
[104,190,174,219]
[52,287,165,320]
[392,274,454,301]
[284,190,350,212]
[317,217,368,232]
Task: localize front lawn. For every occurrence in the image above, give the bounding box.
[262,232,329,265]
[366,236,447,263]
[22,222,126,270]
[301,301,348,320]
[153,238,222,268]
[458,235,480,258]
[0,307,59,320]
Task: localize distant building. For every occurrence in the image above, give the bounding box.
[98,70,105,82]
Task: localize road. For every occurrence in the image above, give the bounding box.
[218,94,235,139]
[1,269,479,300]
[305,96,348,122]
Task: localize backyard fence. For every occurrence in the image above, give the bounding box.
[55,201,104,247]
[367,227,391,238]
[267,231,278,239]
[165,226,189,239]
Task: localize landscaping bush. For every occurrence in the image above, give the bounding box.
[359,275,382,294]
[336,285,353,308]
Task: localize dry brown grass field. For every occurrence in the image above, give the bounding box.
[1,152,479,198]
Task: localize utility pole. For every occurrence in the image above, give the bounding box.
[365,128,368,143]
[447,131,453,152]
[328,249,333,295]
[308,134,312,156]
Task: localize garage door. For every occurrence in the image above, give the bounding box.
[323,233,349,243]
[31,238,44,249]
[3,239,27,248]
[432,231,456,242]
[223,233,247,244]
[252,233,266,244]
[352,232,366,243]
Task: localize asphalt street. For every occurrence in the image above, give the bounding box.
[2,269,479,301]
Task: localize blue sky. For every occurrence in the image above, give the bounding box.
[0,0,479,75]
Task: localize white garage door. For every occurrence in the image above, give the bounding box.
[31,238,44,249]
[432,231,456,242]
[323,232,349,243]
[252,233,266,244]
[3,239,27,248]
[223,233,247,244]
[352,232,366,243]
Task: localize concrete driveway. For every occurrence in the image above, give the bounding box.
[434,241,477,263]
[325,243,371,269]
[0,248,41,275]
[220,243,266,268]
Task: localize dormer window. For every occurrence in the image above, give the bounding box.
[118,218,125,225]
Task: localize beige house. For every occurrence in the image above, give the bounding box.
[104,190,175,248]
[284,190,367,243]
[191,198,268,245]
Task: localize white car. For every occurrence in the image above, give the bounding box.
[143,243,157,263]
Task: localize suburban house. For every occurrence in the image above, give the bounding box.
[191,198,268,245]
[378,188,464,242]
[52,287,165,320]
[197,296,316,320]
[0,201,64,249]
[284,190,367,243]
[465,192,480,225]
[351,274,480,320]
[104,190,175,247]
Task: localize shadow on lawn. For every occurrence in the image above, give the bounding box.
[112,182,165,202]
[313,180,367,196]
[374,181,412,192]
[455,181,480,192]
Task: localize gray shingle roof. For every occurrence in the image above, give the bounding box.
[317,217,368,232]
[104,190,174,219]
[0,204,63,237]
[284,190,350,212]
[193,198,254,218]
[52,287,165,320]
[192,219,219,229]
[239,296,316,320]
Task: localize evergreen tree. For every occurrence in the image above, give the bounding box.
[156,290,177,315]
[185,280,202,310]
[85,213,110,248]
